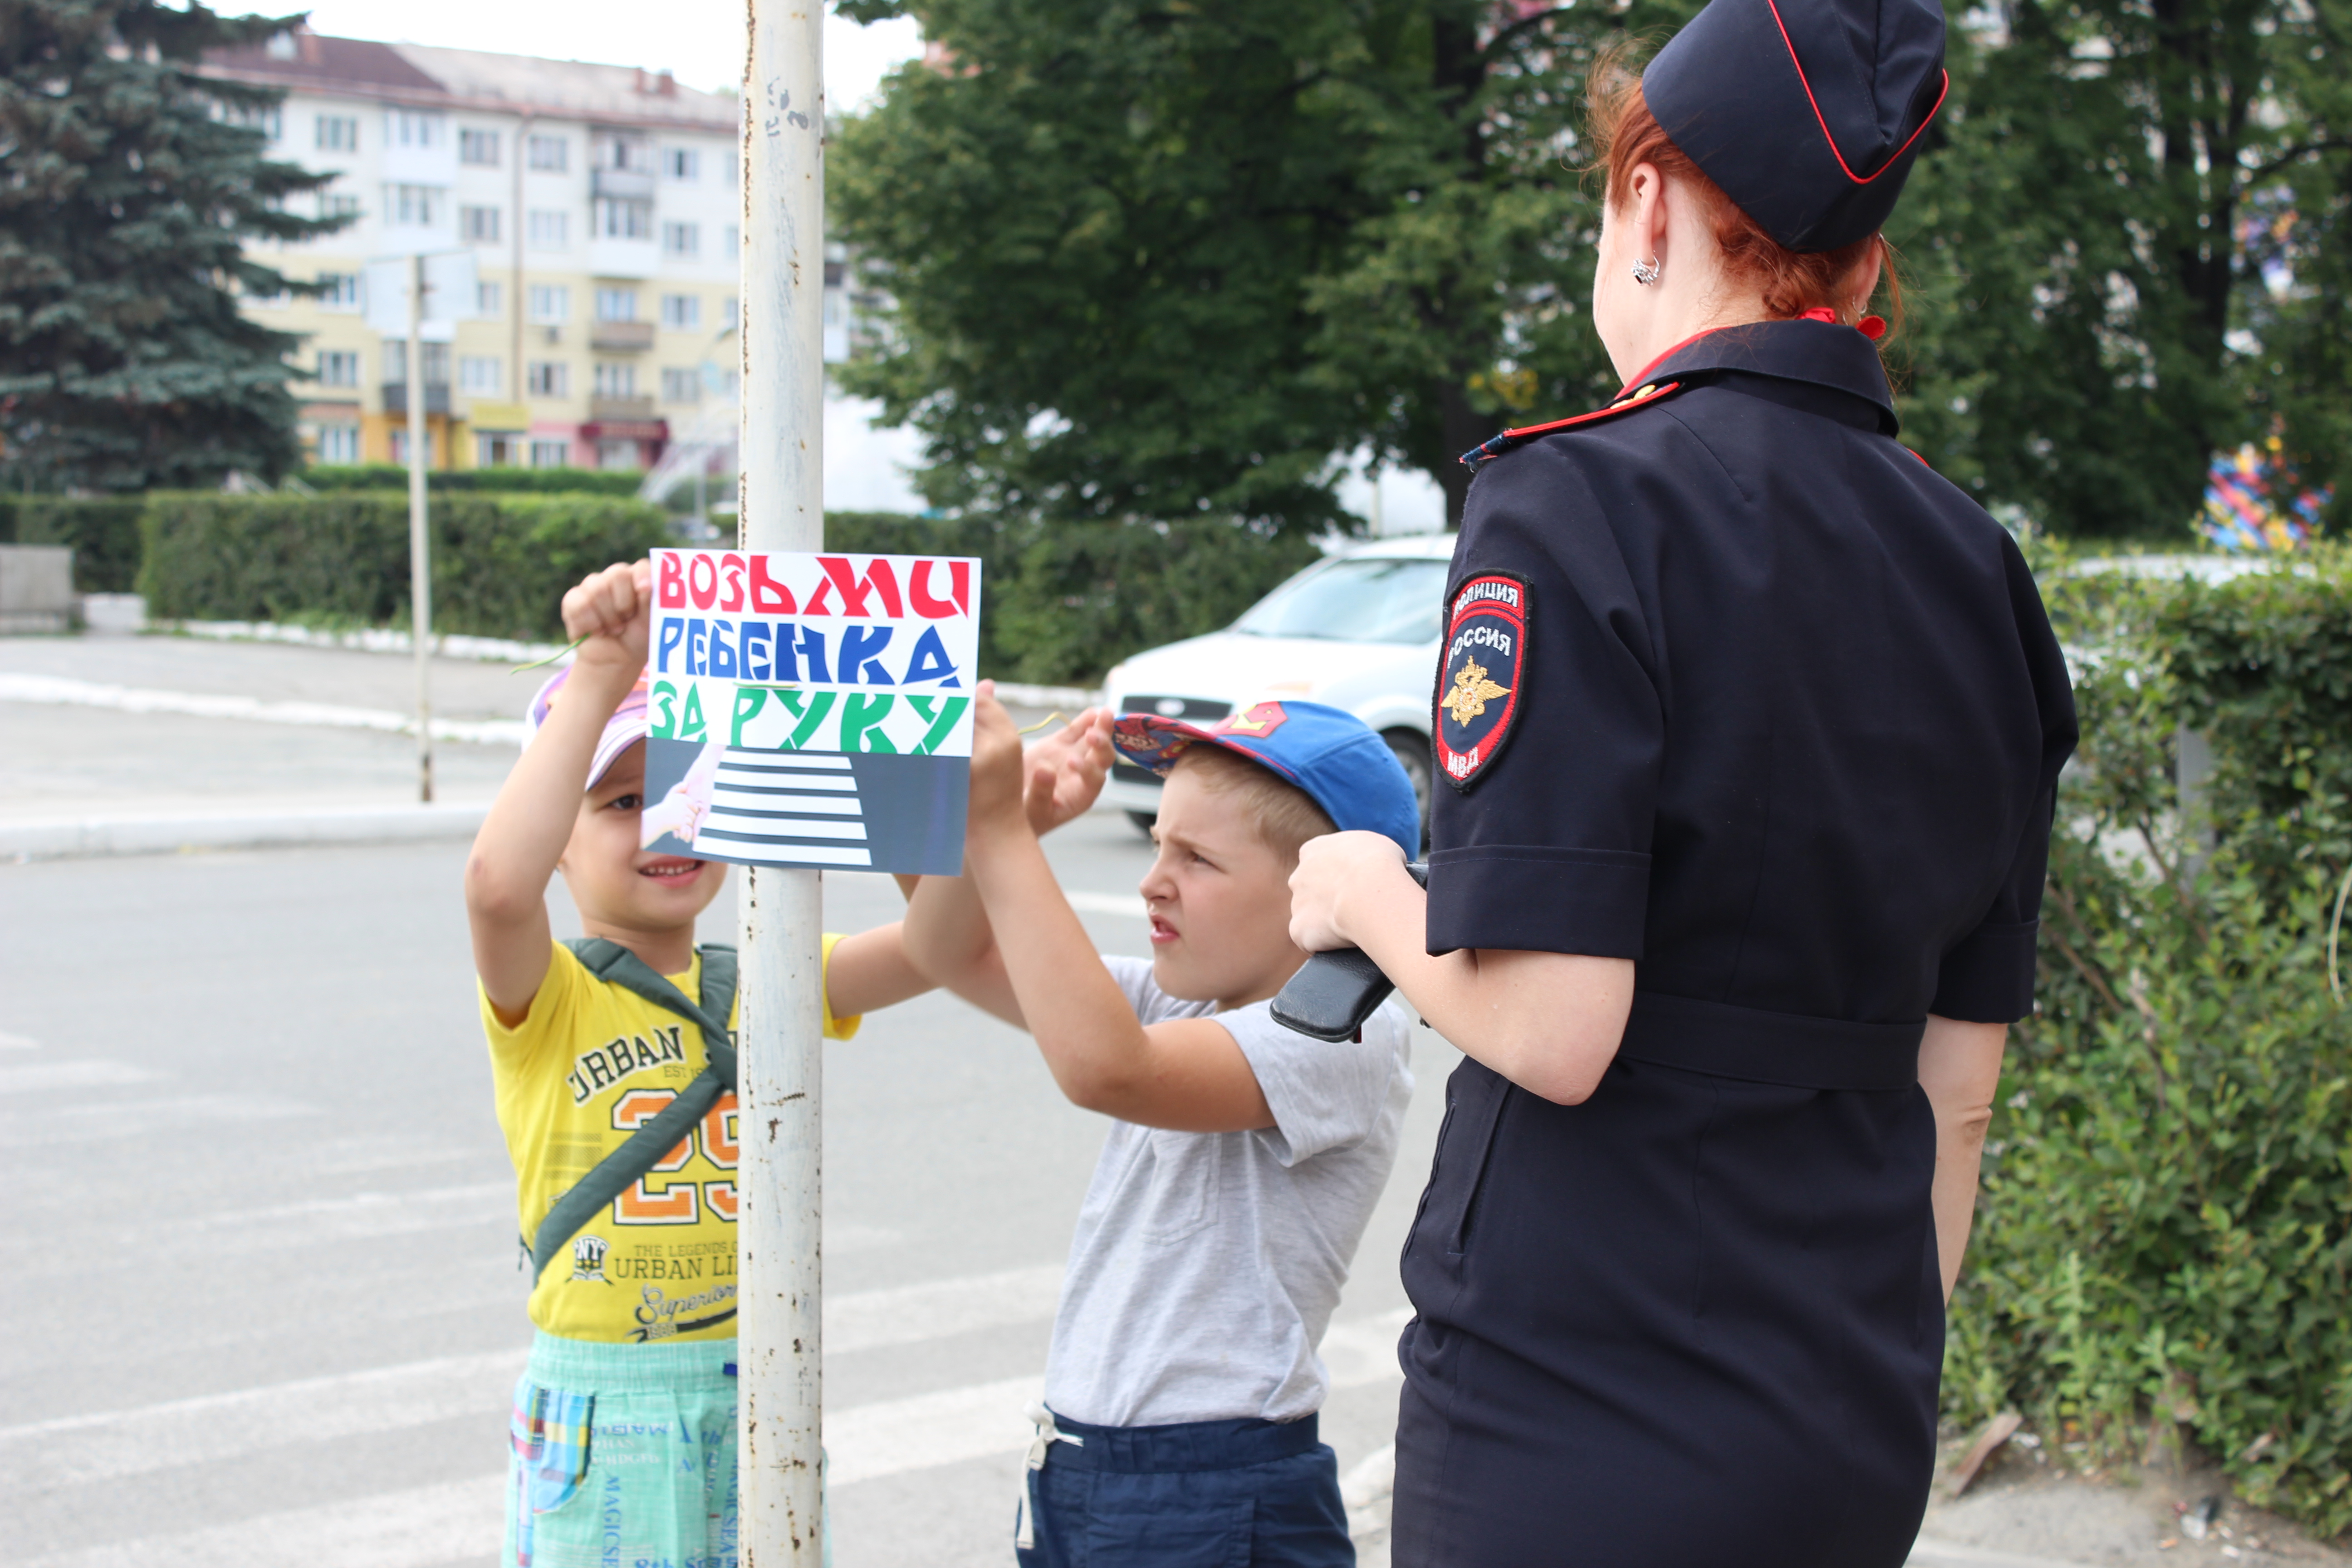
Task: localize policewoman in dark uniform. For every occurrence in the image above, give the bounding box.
[1286,0,2078,1563]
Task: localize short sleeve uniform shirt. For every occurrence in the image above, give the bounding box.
[1428,318,2077,1028]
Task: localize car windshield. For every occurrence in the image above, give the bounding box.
[1231,557,1450,644]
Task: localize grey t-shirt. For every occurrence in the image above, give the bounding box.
[1042,955,1416,1428]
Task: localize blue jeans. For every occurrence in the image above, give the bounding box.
[1015,1409,1352,1568]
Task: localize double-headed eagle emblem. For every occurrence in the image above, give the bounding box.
[1441,658,1512,727]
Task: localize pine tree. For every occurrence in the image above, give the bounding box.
[0,0,350,493]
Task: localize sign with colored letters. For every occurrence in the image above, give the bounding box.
[640,548,982,873]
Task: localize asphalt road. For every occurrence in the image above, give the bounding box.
[0,813,1458,1568]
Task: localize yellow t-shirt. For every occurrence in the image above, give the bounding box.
[482,934,860,1343]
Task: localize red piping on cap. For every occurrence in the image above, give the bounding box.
[1765,0,1950,187]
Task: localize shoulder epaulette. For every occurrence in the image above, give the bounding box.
[1459,378,1690,475]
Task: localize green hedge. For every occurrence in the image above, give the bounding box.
[1950,548,2352,1535]
[296,465,647,496]
[0,497,146,592]
[137,491,672,642]
[107,492,1320,679]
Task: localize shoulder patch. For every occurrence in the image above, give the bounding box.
[1433,572,1529,789]
[1458,379,1688,475]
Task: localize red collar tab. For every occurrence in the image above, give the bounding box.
[1798,307,1887,340]
[1459,380,1686,475]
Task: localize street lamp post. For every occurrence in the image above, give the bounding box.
[406,252,434,804]
[737,2,827,1561]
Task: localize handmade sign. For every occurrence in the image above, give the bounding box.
[640,548,981,873]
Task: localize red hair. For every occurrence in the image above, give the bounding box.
[1587,44,1902,341]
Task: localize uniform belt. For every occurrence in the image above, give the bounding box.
[1617,991,1922,1091]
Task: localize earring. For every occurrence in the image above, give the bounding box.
[1632,256,1662,286]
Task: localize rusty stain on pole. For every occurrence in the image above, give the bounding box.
[737,1,826,1562]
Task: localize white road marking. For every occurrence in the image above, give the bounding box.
[0,1059,151,1092]
[0,1263,1064,1490]
[0,672,524,746]
[19,1473,507,1568]
[825,1262,1064,1355]
[826,1373,1043,1487]
[1064,890,1148,918]
[0,1091,313,1149]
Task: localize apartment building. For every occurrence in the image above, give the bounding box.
[203,28,859,472]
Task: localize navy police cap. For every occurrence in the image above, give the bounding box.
[1642,0,1948,253]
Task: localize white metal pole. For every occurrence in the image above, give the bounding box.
[738,2,825,1561]
[406,253,435,804]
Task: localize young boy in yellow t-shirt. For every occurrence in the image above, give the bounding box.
[466,559,1111,1568]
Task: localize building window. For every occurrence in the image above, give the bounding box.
[459,356,503,393]
[384,339,449,384]
[723,224,740,254]
[317,272,362,311]
[317,424,361,464]
[476,280,504,318]
[527,284,570,323]
[723,296,739,331]
[530,439,571,467]
[527,133,568,172]
[593,362,637,397]
[225,103,282,140]
[661,367,701,402]
[387,184,442,228]
[387,109,444,148]
[527,209,568,250]
[318,191,360,220]
[595,199,653,240]
[315,350,361,387]
[527,360,569,397]
[478,433,526,467]
[660,293,701,329]
[594,288,638,323]
[598,438,639,470]
[459,128,500,167]
[389,427,440,465]
[598,134,652,172]
[460,204,501,244]
[662,221,699,257]
[665,147,699,181]
[316,114,358,152]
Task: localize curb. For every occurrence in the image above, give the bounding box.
[1,804,490,862]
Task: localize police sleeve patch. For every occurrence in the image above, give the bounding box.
[1434,572,1529,790]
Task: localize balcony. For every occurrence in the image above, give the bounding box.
[587,236,661,279]
[589,319,656,352]
[380,382,452,416]
[588,394,658,421]
[591,167,656,201]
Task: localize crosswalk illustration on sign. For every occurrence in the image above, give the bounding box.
[698,751,870,867]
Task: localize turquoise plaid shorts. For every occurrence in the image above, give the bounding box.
[505,1332,743,1568]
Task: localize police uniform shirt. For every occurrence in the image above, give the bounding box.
[1427,318,2078,1031]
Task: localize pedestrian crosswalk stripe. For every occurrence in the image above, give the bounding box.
[7,1298,1420,1568]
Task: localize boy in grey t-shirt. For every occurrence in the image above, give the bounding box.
[904,689,1422,1568]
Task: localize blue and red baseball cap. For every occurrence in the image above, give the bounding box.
[1111,700,1421,858]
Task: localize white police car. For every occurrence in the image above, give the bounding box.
[1101,533,1455,835]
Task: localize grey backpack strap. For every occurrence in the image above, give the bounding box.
[528,940,740,1281]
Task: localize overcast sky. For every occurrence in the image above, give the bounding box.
[289,0,925,111]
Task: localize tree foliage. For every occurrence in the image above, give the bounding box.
[0,0,348,493]
[834,0,2352,540]
[833,0,1707,534]
[1892,0,2352,539]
